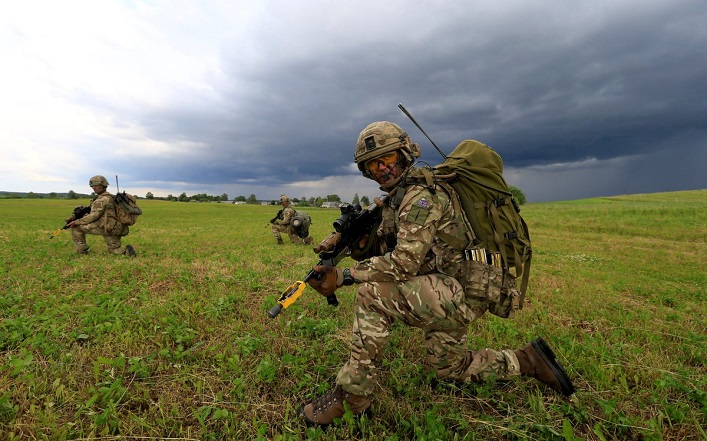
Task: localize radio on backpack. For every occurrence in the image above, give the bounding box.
[114,192,142,226]
[113,175,143,226]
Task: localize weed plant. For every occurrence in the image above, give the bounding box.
[0,191,705,440]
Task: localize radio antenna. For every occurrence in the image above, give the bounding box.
[398,103,447,160]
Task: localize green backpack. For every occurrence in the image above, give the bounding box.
[114,192,143,226]
[415,140,532,317]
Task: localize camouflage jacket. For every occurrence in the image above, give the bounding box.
[351,178,472,283]
[274,206,296,226]
[73,191,123,235]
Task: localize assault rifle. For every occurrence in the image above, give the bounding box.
[49,205,91,239]
[268,196,389,318]
[269,208,284,224]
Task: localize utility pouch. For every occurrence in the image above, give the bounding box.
[460,248,521,318]
[488,281,521,319]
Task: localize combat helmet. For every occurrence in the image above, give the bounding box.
[89,175,109,187]
[354,121,420,174]
[280,195,290,204]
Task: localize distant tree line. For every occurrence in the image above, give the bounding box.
[2,185,527,206]
[0,190,91,200]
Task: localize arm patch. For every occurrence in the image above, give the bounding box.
[406,198,430,225]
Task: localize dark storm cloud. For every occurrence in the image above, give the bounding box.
[93,0,705,201]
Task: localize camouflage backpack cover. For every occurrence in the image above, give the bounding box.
[114,192,143,226]
[411,140,532,318]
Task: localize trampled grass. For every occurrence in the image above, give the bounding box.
[1,190,705,440]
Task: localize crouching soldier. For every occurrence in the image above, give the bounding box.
[299,122,575,427]
[270,195,313,245]
[66,175,136,257]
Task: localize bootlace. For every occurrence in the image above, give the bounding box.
[313,387,344,412]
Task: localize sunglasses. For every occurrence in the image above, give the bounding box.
[365,151,400,173]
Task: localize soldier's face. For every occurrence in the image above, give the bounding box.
[367,151,403,187]
[91,184,105,194]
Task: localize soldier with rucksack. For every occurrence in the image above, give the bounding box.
[299,121,575,427]
[66,175,136,257]
[270,195,313,245]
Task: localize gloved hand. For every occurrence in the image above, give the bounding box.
[307,265,344,297]
[350,233,375,261]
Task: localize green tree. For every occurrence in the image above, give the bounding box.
[178,192,189,202]
[234,195,246,202]
[247,194,257,204]
[509,185,527,205]
[360,195,370,206]
[68,190,78,200]
[326,194,341,202]
[146,192,154,199]
[220,193,229,201]
[352,193,360,205]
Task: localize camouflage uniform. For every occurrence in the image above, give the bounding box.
[299,121,574,427]
[271,195,313,244]
[271,205,303,244]
[337,176,520,395]
[71,176,130,255]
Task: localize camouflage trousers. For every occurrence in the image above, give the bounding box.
[71,223,128,254]
[336,273,521,396]
[271,224,303,244]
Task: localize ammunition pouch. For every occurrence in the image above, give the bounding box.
[460,249,521,318]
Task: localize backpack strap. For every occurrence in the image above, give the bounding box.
[483,196,531,307]
[432,179,476,251]
[517,216,532,307]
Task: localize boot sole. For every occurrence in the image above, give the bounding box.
[298,404,372,428]
[531,337,576,396]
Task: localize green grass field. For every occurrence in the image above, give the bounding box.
[1,190,705,440]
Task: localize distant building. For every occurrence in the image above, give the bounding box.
[321,201,341,208]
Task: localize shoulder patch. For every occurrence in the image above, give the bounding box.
[406,197,431,225]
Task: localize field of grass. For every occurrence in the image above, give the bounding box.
[1,190,705,440]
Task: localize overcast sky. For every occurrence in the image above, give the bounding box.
[2,0,705,203]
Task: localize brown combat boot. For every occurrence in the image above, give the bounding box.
[304,236,314,245]
[299,386,371,427]
[515,337,576,396]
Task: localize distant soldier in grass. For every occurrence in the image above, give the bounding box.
[270,194,313,245]
[299,122,575,427]
[66,175,136,257]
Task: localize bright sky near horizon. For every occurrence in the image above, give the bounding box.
[2,0,705,203]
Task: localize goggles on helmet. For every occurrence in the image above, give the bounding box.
[364,151,400,173]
